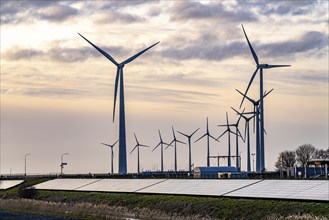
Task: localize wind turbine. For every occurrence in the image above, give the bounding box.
[130,133,150,174]
[165,126,186,172]
[217,112,238,167]
[195,117,218,167]
[79,33,159,175]
[231,107,255,173]
[239,24,290,172]
[177,128,199,174]
[236,88,273,172]
[101,140,118,174]
[153,130,170,172]
[229,111,245,170]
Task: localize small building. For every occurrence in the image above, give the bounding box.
[193,166,241,179]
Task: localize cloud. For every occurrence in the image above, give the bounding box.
[95,12,146,24]
[2,44,129,63]
[169,1,257,22]
[258,31,328,58]
[0,1,78,24]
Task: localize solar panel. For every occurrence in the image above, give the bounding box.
[77,179,167,192]
[0,180,24,190]
[136,179,261,196]
[33,179,101,191]
[225,180,329,201]
[285,181,329,201]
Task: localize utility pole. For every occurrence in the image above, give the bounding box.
[25,153,30,178]
[60,153,69,175]
[251,153,255,172]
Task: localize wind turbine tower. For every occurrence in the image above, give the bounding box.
[153,130,170,172]
[218,112,238,167]
[101,140,118,174]
[195,118,218,167]
[130,133,150,174]
[240,25,290,172]
[79,33,159,174]
[166,126,186,172]
[177,128,199,174]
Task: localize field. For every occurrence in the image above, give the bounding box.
[0,179,328,219]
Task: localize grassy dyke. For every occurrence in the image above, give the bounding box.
[0,179,328,219]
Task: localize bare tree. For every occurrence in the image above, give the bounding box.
[275,150,296,170]
[315,148,329,159]
[296,144,316,166]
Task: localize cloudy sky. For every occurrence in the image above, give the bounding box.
[1,0,328,174]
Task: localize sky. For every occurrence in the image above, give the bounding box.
[1,0,328,175]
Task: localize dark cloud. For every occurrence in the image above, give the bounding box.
[259,31,328,58]
[2,44,129,63]
[96,12,146,24]
[1,1,78,24]
[169,1,257,22]
[161,30,328,61]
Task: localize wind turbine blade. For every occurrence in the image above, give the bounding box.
[101,143,111,147]
[171,126,176,138]
[229,130,238,136]
[253,106,256,133]
[239,67,259,108]
[195,134,206,143]
[122,41,160,65]
[130,145,138,154]
[112,140,119,146]
[264,88,274,98]
[241,24,259,65]
[226,112,229,126]
[165,140,174,150]
[218,124,227,127]
[133,133,138,144]
[236,108,245,125]
[264,128,267,135]
[140,144,151,148]
[217,130,228,140]
[191,128,200,137]
[112,68,120,122]
[209,134,219,142]
[267,64,291,68]
[176,140,186,145]
[152,142,161,152]
[236,89,255,105]
[237,128,245,142]
[78,33,118,66]
[177,131,188,138]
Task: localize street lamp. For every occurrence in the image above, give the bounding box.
[60,153,69,175]
[251,153,255,172]
[25,153,31,177]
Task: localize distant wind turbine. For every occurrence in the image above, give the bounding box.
[101,140,118,174]
[130,133,150,174]
[153,130,170,172]
[165,126,186,172]
[177,128,199,174]
[195,117,218,167]
[239,24,290,172]
[217,112,238,167]
[79,33,159,175]
[231,107,255,173]
[236,88,273,172]
[228,111,245,170]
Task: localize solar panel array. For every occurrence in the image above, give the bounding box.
[33,179,329,201]
[0,180,24,190]
[136,179,260,196]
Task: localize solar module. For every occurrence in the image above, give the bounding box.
[77,179,167,192]
[225,180,329,201]
[0,180,24,190]
[33,179,101,191]
[136,179,261,196]
[285,181,329,201]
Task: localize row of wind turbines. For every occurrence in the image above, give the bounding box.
[79,24,290,175]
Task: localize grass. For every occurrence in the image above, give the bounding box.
[1,179,329,219]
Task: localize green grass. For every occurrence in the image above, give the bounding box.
[1,179,329,219]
